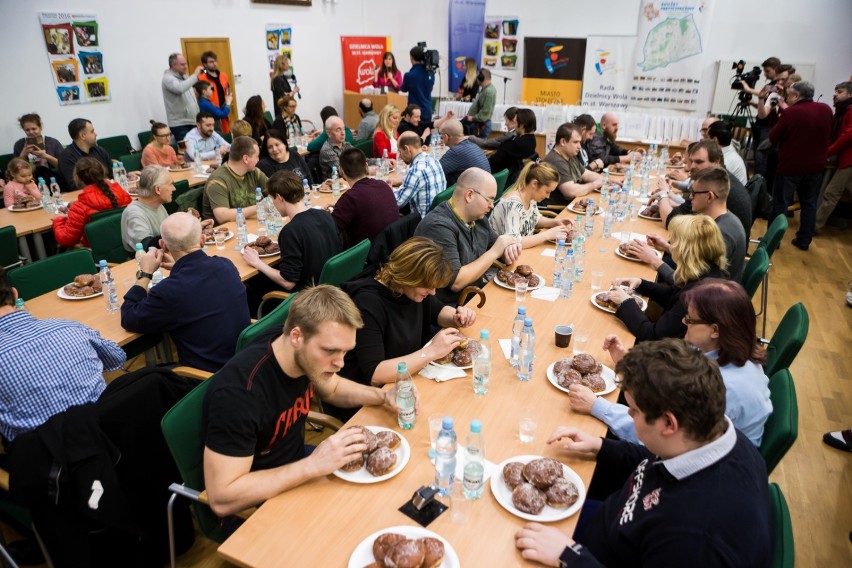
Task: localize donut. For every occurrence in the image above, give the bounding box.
[433,352,453,365]
[572,354,599,375]
[372,533,407,565]
[581,373,606,392]
[512,482,546,515]
[384,539,425,568]
[89,276,103,293]
[254,235,272,247]
[263,243,280,254]
[618,242,638,259]
[527,274,541,287]
[557,368,583,390]
[515,264,533,277]
[523,458,564,489]
[339,453,364,473]
[545,478,580,509]
[502,461,525,490]
[496,268,511,283]
[366,446,397,476]
[187,207,201,220]
[553,358,574,376]
[420,537,445,568]
[74,274,94,287]
[347,425,378,453]
[375,430,401,451]
[452,348,474,367]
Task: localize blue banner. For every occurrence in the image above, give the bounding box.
[448,0,486,93]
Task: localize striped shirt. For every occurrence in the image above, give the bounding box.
[395,151,447,217]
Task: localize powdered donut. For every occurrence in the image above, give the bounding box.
[512,482,546,515]
[366,446,397,476]
[523,458,564,489]
[545,478,580,509]
[503,461,525,489]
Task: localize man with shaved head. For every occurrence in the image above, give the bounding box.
[587,112,632,169]
[394,131,446,217]
[319,115,352,179]
[415,167,521,303]
[439,118,491,186]
[356,98,378,141]
[121,212,250,371]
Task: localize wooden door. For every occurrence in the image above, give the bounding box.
[181,38,238,125]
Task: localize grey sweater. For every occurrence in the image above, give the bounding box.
[162,69,199,127]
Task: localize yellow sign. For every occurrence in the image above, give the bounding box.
[521,78,583,106]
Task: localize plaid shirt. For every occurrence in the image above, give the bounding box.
[0,311,125,442]
[395,151,447,217]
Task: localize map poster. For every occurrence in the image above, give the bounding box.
[482,16,519,71]
[629,1,714,111]
[339,36,391,93]
[40,12,108,105]
[581,36,635,111]
[448,0,486,93]
[522,37,587,106]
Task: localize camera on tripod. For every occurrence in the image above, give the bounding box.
[730,60,762,102]
[417,41,440,72]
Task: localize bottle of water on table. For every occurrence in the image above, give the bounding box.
[49,177,62,213]
[395,362,415,429]
[435,416,458,496]
[302,179,311,208]
[98,260,119,312]
[509,305,527,368]
[584,198,595,238]
[194,143,203,172]
[235,207,247,250]
[462,420,485,499]
[575,237,585,283]
[472,329,491,395]
[603,199,615,239]
[553,239,566,288]
[135,243,144,271]
[517,318,535,381]
[380,149,390,179]
[117,162,129,191]
[561,250,574,299]
[38,178,53,213]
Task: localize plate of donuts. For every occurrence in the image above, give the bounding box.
[348,525,459,568]
[493,266,545,291]
[333,426,411,484]
[57,274,104,300]
[546,356,617,396]
[490,455,586,522]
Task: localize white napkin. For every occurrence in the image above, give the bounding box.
[192,174,210,179]
[615,231,646,242]
[419,364,468,382]
[246,233,258,242]
[498,339,512,361]
[531,286,560,302]
[540,248,556,257]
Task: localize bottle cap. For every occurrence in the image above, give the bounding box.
[518,306,527,315]
[524,317,533,326]
[99,259,107,267]
[135,243,143,251]
[15,298,24,307]
[442,416,454,430]
[479,329,489,340]
[397,362,408,373]
[470,419,482,433]
[557,239,565,246]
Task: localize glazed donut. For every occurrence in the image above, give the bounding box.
[366,446,397,476]
[512,482,546,515]
[571,354,599,375]
[523,458,564,489]
[255,235,272,247]
[496,268,511,283]
[375,430,401,451]
[581,373,606,392]
[545,478,580,509]
[74,274,94,287]
[503,461,525,490]
[384,538,425,568]
[347,425,378,453]
[557,368,583,390]
[515,264,533,277]
[339,453,364,473]
[372,533,407,565]
[420,537,445,568]
[527,274,541,287]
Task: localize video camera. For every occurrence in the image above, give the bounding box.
[417,41,440,73]
[730,60,762,102]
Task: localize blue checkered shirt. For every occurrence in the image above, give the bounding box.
[0,311,125,441]
[395,151,447,217]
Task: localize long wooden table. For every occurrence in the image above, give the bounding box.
[217,202,665,567]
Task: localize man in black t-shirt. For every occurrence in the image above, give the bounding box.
[202,285,411,517]
[241,169,342,292]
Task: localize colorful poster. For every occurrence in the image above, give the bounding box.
[265,23,294,70]
[630,1,714,111]
[448,0,486,93]
[482,16,519,70]
[40,13,108,105]
[340,36,391,93]
[522,37,587,106]
[581,36,635,111]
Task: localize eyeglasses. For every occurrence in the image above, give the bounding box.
[691,190,712,197]
[155,132,171,138]
[682,316,710,326]
[471,188,496,205]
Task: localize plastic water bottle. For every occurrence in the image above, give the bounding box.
[473,329,491,395]
[584,198,595,238]
[134,243,145,272]
[380,149,390,179]
[302,179,311,208]
[14,298,26,312]
[574,236,585,283]
[561,250,574,298]
[395,362,416,429]
[463,420,485,499]
[117,162,130,191]
[98,260,119,312]
[624,166,633,192]
[434,417,458,496]
[601,171,611,202]
[603,199,615,239]
[331,166,341,200]
[509,306,527,368]
[151,268,164,286]
[194,143,203,172]
[37,178,54,213]
[255,187,266,222]
[264,197,277,236]
[49,177,62,212]
[553,239,566,288]
[518,318,535,381]
[235,207,247,250]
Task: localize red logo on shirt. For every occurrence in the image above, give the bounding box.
[262,384,314,453]
[643,488,661,511]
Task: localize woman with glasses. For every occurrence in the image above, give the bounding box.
[141,121,180,168]
[271,95,303,137]
[568,278,771,447]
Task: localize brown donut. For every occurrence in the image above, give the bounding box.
[375,430,401,451]
[366,446,397,477]
[452,348,474,367]
[74,274,94,287]
[347,425,378,453]
[545,478,580,509]
[557,368,583,390]
[496,268,511,283]
[581,373,606,392]
[339,453,364,473]
[527,274,541,287]
[515,264,533,277]
[512,482,546,515]
[263,243,280,254]
[89,276,103,293]
[506,272,526,286]
[553,358,574,377]
[571,354,599,375]
[372,533,407,565]
[523,458,564,489]
[420,537,445,568]
[503,461,525,490]
[254,235,272,247]
[384,538,425,568]
[433,352,454,365]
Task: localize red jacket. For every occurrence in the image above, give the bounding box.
[828,104,852,170]
[769,99,833,175]
[53,181,132,248]
[372,129,398,159]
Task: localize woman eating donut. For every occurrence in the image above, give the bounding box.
[569,279,771,447]
[605,214,727,342]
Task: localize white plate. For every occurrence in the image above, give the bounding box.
[8,203,43,212]
[348,525,460,568]
[246,241,281,258]
[590,290,647,314]
[167,166,192,172]
[493,273,546,291]
[429,360,473,371]
[637,211,661,221]
[333,427,411,483]
[204,230,234,245]
[546,361,617,396]
[567,204,602,216]
[614,244,660,262]
[490,455,586,522]
[57,286,104,301]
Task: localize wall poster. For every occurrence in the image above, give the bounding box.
[40,12,109,105]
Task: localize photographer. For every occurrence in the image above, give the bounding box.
[401,45,436,125]
[755,64,793,181]
[739,58,780,177]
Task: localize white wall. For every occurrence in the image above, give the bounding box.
[2,0,850,150]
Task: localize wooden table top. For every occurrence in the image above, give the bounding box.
[0,190,83,237]
[218,200,665,567]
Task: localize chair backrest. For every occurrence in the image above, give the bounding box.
[746,174,772,222]
[429,184,456,211]
[97,135,134,160]
[222,133,233,143]
[0,154,14,175]
[764,303,808,377]
[174,186,203,214]
[263,110,274,125]
[758,214,788,259]
[164,180,191,215]
[85,213,131,264]
[138,130,152,149]
[0,225,22,270]
[7,248,97,300]
[760,368,798,475]
[358,212,420,279]
[494,169,511,200]
[319,239,371,287]
[741,247,769,299]
[352,138,373,156]
[88,205,126,224]
[768,482,794,568]
[160,379,226,543]
[236,293,297,352]
[118,152,143,173]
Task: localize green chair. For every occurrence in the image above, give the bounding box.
[0,153,14,174]
[263,110,274,125]
[118,152,143,173]
[769,482,794,568]
[174,185,203,214]
[238,293,297,349]
[164,180,191,215]
[138,130,153,149]
[1,225,24,270]
[98,135,134,160]
[740,247,769,299]
[222,133,233,143]
[494,168,510,200]
[429,184,456,211]
[352,138,373,156]
[7,248,96,300]
[753,214,789,336]
[760,369,798,475]
[319,239,370,287]
[763,303,809,378]
[89,205,126,223]
[85,213,131,264]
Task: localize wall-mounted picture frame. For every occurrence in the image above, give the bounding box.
[252,0,312,6]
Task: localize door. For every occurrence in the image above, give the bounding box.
[181,38,239,126]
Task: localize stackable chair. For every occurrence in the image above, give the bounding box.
[740,247,770,299]
[237,293,297,351]
[352,138,373,156]
[118,152,143,173]
[759,369,798,475]
[768,483,794,568]
[751,214,788,336]
[85,214,131,265]
[97,135,134,160]
[493,168,510,200]
[138,130,152,149]
[6,248,96,300]
[0,226,25,270]
[429,184,456,211]
[762,303,809,378]
[164,180,191,215]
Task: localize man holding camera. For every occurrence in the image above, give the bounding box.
[738,57,780,177]
[464,69,496,137]
[401,45,436,125]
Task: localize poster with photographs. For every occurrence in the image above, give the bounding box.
[483,16,519,70]
[40,12,108,105]
[266,23,294,72]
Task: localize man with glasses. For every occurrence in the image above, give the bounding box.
[415,167,521,304]
[394,131,446,217]
[439,118,490,186]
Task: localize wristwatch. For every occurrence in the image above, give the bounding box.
[559,543,584,567]
[136,270,154,280]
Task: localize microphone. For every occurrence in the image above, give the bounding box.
[816,94,823,102]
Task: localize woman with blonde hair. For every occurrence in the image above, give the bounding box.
[607,214,727,342]
[489,161,574,247]
[457,57,480,102]
[339,237,478,393]
[372,104,402,159]
[270,54,299,118]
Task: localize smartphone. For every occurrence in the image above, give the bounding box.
[26,136,45,150]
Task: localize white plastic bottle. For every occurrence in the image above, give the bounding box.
[584,198,596,238]
[517,318,535,381]
[395,362,415,429]
[302,178,311,208]
[462,420,485,499]
[472,329,491,395]
[553,239,566,288]
[561,249,574,299]
[98,260,119,312]
[509,305,527,368]
[194,143,203,172]
[38,178,53,213]
[49,177,62,213]
[434,417,458,496]
[117,162,129,191]
[331,166,341,200]
[380,149,390,179]
[134,243,145,272]
[235,207,247,250]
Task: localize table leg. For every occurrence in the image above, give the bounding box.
[17,236,32,262]
[32,233,47,259]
